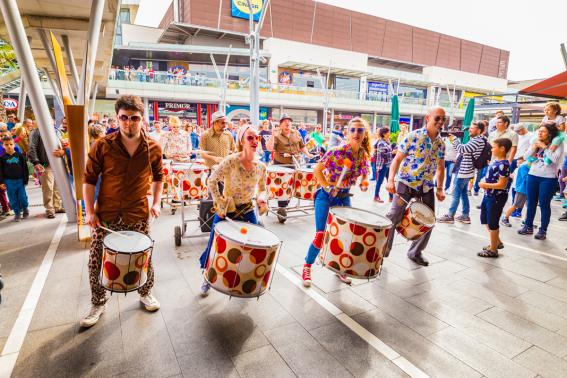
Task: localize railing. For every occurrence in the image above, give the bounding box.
[108,69,430,107]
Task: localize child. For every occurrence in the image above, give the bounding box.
[477,138,512,258]
[500,161,530,227]
[0,136,29,222]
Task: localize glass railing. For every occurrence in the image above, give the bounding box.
[108,69,429,106]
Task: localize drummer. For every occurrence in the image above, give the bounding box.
[198,125,268,296]
[302,117,370,287]
[200,111,236,169]
[160,116,191,161]
[268,114,314,220]
[81,95,164,328]
[384,106,446,266]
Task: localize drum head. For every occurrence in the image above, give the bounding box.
[267,165,295,174]
[297,167,314,173]
[410,202,436,227]
[216,221,280,248]
[103,231,152,253]
[330,207,392,229]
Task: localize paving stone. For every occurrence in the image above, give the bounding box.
[325,287,376,317]
[410,281,494,315]
[502,258,560,282]
[477,307,567,358]
[264,322,353,377]
[232,344,295,378]
[513,346,567,378]
[353,309,482,378]
[236,293,297,331]
[177,342,241,378]
[309,321,409,377]
[427,327,535,378]
[516,290,567,320]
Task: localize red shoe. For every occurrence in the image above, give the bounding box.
[302,264,312,287]
[373,196,384,203]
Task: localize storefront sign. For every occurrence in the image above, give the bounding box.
[2,98,18,110]
[278,71,292,85]
[164,102,194,111]
[226,105,268,120]
[231,0,263,21]
[367,81,389,95]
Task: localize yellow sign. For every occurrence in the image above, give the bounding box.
[232,0,263,21]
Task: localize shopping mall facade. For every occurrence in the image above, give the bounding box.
[102,0,511,130]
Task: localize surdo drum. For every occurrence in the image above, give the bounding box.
[204,221,281,298]
[395,200,436,241]
[320,207,392,279]
[266,165,295,201]
[171,163,209,200]
[101,231,153,293]
[293,167,320,200]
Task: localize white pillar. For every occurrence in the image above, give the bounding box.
[62,34,80,95]
[1,0,76,222]
[330,108,335,129]
[143,97,150,123]
[410,114,414,130]
[17,78,26,121]
[372,111,377,133]
[78,0,105,105]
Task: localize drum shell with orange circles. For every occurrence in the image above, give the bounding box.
[162,159,172,192]
[293,168,320,200]
[266,166,295,201]
[320,207,392,279]
[203,222,281,298]
[171,163,209,200]
[395,201,435,241]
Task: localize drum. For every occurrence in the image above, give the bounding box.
[162,159,172,193]
[293,167,320,200]
[101,231,153,293]
[171,163,209,200]
[396,200,436,241]
[204,221,281,298]
[266,165,295,200]
[320,207,392,279]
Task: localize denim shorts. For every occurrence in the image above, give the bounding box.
[480,193,508,230]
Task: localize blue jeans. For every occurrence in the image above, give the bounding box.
[474,166,488,193]
[371,160,377,180]
[374,165,393,199]
[305,188,351,264]
[262,150,271,163]
[525,174,556,232]
[4,179,28,215]
[199,209,258,269]
[448,177,470,216]
[444,161,455,190]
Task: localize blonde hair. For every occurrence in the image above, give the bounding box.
[347,117,371,158]
[545,102,562,117]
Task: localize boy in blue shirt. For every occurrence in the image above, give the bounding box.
[477,138,512,258]
[0,136,29,221]
[500,161,529,227]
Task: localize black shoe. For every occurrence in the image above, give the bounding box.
[22,209,29,219]
[559,212,567,221]
[408,255,429,266]
[55,208,66,214]
[46,213,55,219]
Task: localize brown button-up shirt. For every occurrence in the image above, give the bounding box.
[272,129,305,164]
[83,131,163,224]
[199,128,235,168]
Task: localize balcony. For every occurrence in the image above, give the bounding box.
[106,70,464,117]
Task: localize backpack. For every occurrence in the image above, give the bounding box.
[473,137,491,170]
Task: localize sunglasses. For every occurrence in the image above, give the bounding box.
[246,135,261,142]
[118,114,142,123]
[433,116,447,123]
[349,127,365,134]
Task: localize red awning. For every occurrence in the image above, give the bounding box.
[519,70,567,99]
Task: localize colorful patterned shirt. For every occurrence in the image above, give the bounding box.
[484,159,510,197]
[398,128,445,192]
[374,139,392,171]
[159,130,191,159]
[320,144,369,188]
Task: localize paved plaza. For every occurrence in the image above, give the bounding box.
[1,186,567,378]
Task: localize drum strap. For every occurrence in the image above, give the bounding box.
[228,202,255,219]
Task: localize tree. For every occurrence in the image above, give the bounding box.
[0,40,18,122]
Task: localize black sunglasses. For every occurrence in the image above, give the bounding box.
[433,116,447,123]
[349,127,365,134]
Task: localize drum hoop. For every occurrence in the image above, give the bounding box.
[102,231,154,254]
[215,224,280,249]
[329,206,393,229]
[408,202,436,227]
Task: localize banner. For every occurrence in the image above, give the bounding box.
[231,0,263,21]
[2,98,18,111]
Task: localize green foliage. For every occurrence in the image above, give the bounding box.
[0,40,18,75]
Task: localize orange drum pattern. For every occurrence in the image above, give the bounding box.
[320,207,392,279]
[203,222,280,298]
[266,166,295,200]
[162,159,172,194]
[171,163,209,200]
[294,168,320,200]
[395,201,436,241]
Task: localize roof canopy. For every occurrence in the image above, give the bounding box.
[519,70,567,99]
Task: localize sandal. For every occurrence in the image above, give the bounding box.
[478,249,498,258]
[483,242,504,250]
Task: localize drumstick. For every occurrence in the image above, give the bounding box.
[328,158,352,194]
[99,226,130,240]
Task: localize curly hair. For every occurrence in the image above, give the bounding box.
[347,117,372,158]
[114,95,144,115]
[544,102,562,117]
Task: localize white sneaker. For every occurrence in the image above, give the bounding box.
[80,304,106,328]
[200,280,211,297]
[140,293,160,311]
[337,273,352,285]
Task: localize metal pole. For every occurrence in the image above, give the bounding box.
[89,82,99,117]
[78,0,105,105]
[17,78,26,121]
[1,0,76,222]
[38,29,61,85]
[561,43,567,69]
[44,68,65,112]
[61,34,80,95]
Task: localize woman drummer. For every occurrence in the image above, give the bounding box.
[302,117,371,287]
[199,125,268,296]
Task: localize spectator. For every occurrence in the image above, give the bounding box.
[510,123,533,216]
[88,123,106,147]
[443,132,458,192]
[501,161,530,227]
[106,118,119,134]
[259,120,272,163]
[0,136,29,221]
[328,123,344,149]
[488,110,505,134]
[298,122,308,141]
[373,126,393,203]
[6,113,16,131]
[308,124,325,149]
[13,118,33,155]
[188,123,199,151]
[159,116,191,161]
[396,123,409,145]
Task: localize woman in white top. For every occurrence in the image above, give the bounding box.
[443,135,458,191]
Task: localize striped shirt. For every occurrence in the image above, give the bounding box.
[452,135,487,179]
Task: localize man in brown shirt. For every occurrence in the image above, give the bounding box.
[269,114,313,219]
[199,111,236,168]
[80,95,164,328]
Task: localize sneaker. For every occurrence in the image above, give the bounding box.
[559,212,567,221]
[500,217,512,227]
[55,208,66,214]
[302,264,312,287]
[534,230,546,240]
[518,225,534,235]
[373,196,384,203]
[437,214,455,224]
[200,280,211,297]
[511,209,522,218]
[553,194,562,201]
[337,273,352,285]
[12,213,21,222]
[140,293,160,311]
[455,215,471,224]
[562,200,567,209]
[22,209,29,219]
[80,304,106,328]
[46,213,55,219]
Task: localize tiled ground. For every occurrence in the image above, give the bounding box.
[1,184,567,377]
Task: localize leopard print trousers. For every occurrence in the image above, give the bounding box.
[88,218,154,305]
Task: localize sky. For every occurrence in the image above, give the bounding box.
[135,0,567,81]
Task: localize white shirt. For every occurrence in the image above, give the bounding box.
[514,131,533,160]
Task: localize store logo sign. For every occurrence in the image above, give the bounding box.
[231,0,263,21]
[2,98,18,110]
